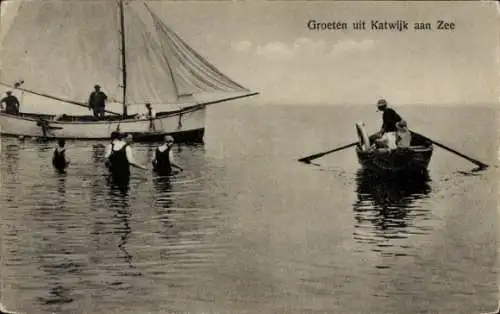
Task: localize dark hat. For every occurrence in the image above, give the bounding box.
[377,99,387,108]
[94,84,101,89]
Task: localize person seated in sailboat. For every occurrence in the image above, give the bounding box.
[88,84,108,119]
[0,91,20,115]
[152,135,183,176]
[395,120,411,148]
[104,132,147,181]
[52,139,70,172]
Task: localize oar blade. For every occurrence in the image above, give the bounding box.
[297,141,358,164]
[412,131,489,169]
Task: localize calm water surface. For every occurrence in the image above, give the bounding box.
[0,105,498,314]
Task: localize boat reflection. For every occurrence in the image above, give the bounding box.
[352,169,433,266]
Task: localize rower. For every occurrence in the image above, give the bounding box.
[375,98,402,149]
[376,98,403,135]
[52,139,70,172]
[104,132,147,182]
[152,135,183,176]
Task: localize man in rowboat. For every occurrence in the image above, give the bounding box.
[0,91,20,114]
[88,84,108,119]
[374,98,403,149]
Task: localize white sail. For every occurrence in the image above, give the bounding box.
[0,1,123,105]
[146,5,250,96]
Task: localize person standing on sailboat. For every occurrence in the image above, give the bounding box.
[88,85,108,119]
[152,135,183,176]
[104,132,147,182]
[0,91,21,115]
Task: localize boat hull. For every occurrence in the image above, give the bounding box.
[0,105,206,143]
[356,146,433,175]
[355,126,433,175]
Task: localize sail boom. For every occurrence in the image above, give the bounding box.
[196,92,259,107]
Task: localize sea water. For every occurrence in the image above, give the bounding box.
[0,104,498,314]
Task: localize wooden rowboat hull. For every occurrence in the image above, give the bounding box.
[356,129,434,175]
[0,105,206,143]
[356,145,433,175]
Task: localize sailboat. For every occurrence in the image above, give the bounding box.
[0,0,258,142]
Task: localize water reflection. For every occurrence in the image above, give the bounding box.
[107,177,134,268]
[354,169,431,210]
[2,144,21,178]
[352,169,433,267]
[153,175,175,234]
[92,143,106,163]
[107,175,130,196]
[37,173,79,311]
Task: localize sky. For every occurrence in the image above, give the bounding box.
[0,0,499,111]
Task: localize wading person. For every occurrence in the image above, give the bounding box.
[52,139,70,171]
[88,84,107,119]
[104,132,147,183]
[0,91,20,114]
[152,135,183,176]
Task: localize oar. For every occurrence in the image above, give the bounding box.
[413,131,488,169]
[298,141,358,163]
[0,81,122,116]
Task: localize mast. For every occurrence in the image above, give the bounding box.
[119,0,127,117]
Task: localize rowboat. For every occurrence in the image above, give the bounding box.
[355,122,433,175]
[0,1,257,142]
